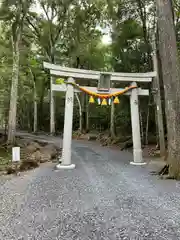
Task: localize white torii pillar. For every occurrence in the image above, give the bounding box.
[130,82,146,165]
[56,77,75,169]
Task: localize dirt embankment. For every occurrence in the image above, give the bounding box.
[0,134,62,175]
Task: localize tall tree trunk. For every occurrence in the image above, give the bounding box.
[75,93,82,133]
[152,36,165,156]
[50,76,55,134]
[136,0,152,70]
[27,106,31,131]
[81,93,86,132]
[139,108,144,144]
[156,0,180,178]
[145,99,150,145]
[110,100,116,139]
[80,94,84,133]
[7,34,20,144]
[86,94,89,133]
[33,80,37,133]
[48,49,55,135]
[39,85,45,131]
[29,68,37,133]
[4,107,8,137]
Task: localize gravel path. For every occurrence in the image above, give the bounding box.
[1,136,180,239]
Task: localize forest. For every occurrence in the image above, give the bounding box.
[0,0,180,178]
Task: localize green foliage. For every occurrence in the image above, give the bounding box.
[0,0,168,139]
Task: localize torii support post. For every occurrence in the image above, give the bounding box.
[56,77,75,169]
[130,82,146,165]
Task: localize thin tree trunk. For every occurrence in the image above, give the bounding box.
[50,76,55,134]
[27,108,31,131]
[39,85,45,131]
[156,0,180,178]
[86,94,89,133]
[48,51,55,135]
[110,100,116,139]
[136,0,152,70]
[145,100,150,145]
[154,102,159,148]
[81,93,86,132]
[152,36,165,156]
[7,34,20,144]
[75,93,82,133]
[33,80,37,133]
[80,94,84,133]
[4,107,8,137]
[29,68,37,133]
[139,108,144,144]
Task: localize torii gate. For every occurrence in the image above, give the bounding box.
[44,62,156,169]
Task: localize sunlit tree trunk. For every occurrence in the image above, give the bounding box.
[50,76,55,134]
[29,68,37,133]
[7,32,20,144]
[33,80,37,133]
[39,85,45,131]
[152,36,165,155]
[49,51,55,135]
[156,0,180,178]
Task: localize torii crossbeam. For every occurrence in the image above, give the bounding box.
[44,62,156,169]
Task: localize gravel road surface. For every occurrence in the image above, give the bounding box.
[1,136,180,240]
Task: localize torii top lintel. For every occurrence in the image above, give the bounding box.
[43,62,156,83]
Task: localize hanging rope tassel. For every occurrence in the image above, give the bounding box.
[108,98,112,105]
[97,98,101,105]
[114,96,120,104]
[101,98,107,106]
[89,96,95,103]
[56,78,64,84]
